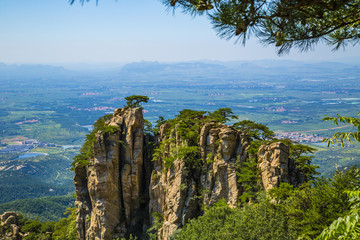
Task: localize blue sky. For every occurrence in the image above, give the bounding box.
[1,0,359,64]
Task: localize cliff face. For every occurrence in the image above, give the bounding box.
[74,108,148,240]
[149,122,251,239]
[74,108,304,240]
[258,142,305,192]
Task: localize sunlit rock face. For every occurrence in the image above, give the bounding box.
[258,142,305,192]
[74,107,148,240]
[149,122,251,239]
[74,108,304,240]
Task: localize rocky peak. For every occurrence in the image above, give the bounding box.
[148,122,252,239]
[74,108,305,239]
[258,142,305,191]
[74,107,148,240]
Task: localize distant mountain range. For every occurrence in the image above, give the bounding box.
[0,63,71,79]
[0,60,359,81]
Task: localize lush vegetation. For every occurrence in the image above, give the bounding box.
[147,105,360,239]
[124,95,149,108]
[151,107,317,203]
[324,113,360,146]
[172,167,360,240]
[0,150,75,204]
[152,109,207,172]
[9,208,77,240]
[317,190,360,239]
[172,197,297,240]
[161,0,360,54]
[0,195,74,222]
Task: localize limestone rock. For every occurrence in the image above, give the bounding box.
[74,107,149,240]
[149,123,251,239]
[258,142,304,191]
[200,123,250,207]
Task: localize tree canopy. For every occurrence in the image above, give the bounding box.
[208,107,238,123]
[323,113,360,146]
[124,95,149,108]
[163,0,360,54]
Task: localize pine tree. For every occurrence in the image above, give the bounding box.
[161,0,360,54]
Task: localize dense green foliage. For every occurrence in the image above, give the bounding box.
[152,108,246,171]
[0,150,75,204]
[317,190,360,239]
[324,113,360,146]
[0,208,77,240]
[0,174,73,204]
[233,120,318,202]
[19,217,55,240]
[233,120,274,141]
[147,212,163,240]
[270,166,359,239]
[160,0,360,54]
[316,113,360,239]
[51,208,78,240]
[174,197,297,240]
[23,208,77,240]
[124,95,149,108]
[207,107,238,123]
[152,109,208,175]
[173,167,360,240]
[0,195,74,222]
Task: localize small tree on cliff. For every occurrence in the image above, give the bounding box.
[124,95,149,108]
[208,107,238,123]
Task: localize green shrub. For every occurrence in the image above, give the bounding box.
[174,198,297,240]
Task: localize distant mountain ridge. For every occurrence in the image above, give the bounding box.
[119,61,228,76]
[0,60,359,77]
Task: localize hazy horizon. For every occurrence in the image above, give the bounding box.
[2,57,360,72]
